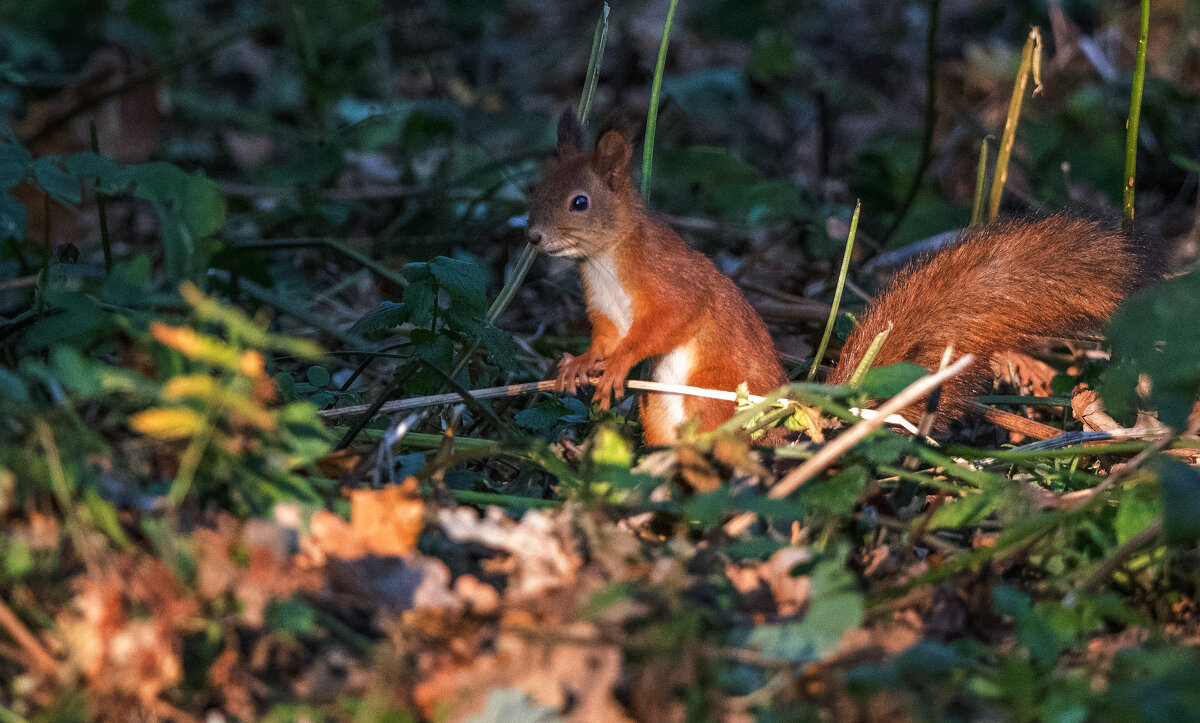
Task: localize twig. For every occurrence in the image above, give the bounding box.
[965,400,1060,440]
[1009,425,1173,453]
[89,121,113,273]
[321,377,842,420]
[1080,523,1160,592]
[0,597,56,675]
[231,237,407,290]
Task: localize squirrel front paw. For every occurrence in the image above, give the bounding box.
[592,358,633,410]
[554,352,605,394]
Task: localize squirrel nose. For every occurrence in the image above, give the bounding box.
[527,226,544,245]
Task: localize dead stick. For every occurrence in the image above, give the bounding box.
[0,597,56,675]
[321,379,821,420]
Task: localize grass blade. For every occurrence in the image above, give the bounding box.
[970,137,990,227]
[577,3,611,125]
[808,200,861,380]
[641,0,680,198]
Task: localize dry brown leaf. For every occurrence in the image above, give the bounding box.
[413,612,632,723]
[437,507,581,601]
[349,481,425,557]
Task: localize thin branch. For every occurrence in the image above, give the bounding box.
[0,597,57,676]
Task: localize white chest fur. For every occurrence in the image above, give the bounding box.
[653,344,693,429]
[580,252,633,337]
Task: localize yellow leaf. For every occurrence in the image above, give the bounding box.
[162,374,218,401]
[129,407,206,440]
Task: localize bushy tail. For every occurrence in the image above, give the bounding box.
[829,216,1161,423]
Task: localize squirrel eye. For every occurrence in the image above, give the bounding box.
[569,194,589,212]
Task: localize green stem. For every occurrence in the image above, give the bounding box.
[808,201,860,380]
[89,121,113,273]
[641,0,680,198]
[1123,0,1150,231]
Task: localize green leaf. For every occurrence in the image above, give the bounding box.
[82,489,131,549]
[132,162,226,282]
[22,300,108,352]
[306,365,330,388]
[403,281,435,328]
[278,401,334,466]
[1157,456,1200,544]
[31,156,81,204]
[993,586,1068,666]
[349,300,408,338]
[926,485,1006,529]
[514,407,559,434]
[799,463,868,515]
[743,554,863,662]
[430,256,487,314]
[49,345,102,396]
[858,362,927,399]
[402,261,431,283]
[266,597,317,635]
[1168,153,1200,174]
[1104,270,1200,428]
[686,486,733,528]
[0,157,27,189]
[0,366,29,403]
[65,152,136,193]
[1114,484,1160,545]
[406,330,454,395]
[101,254,152,306]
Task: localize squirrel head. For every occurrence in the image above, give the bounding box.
[526,109,640,260]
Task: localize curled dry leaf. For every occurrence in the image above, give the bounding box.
[726,546,813,618]
[437,507,581,601]
[306,484,458,613]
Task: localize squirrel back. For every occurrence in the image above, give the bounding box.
[829,216,1161,422]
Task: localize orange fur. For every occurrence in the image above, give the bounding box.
[828,216,1159,424]
[527,112,786,444]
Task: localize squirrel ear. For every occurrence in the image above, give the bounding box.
[557,110,584,156]
[595,108,642,146]
[592,130,633,189]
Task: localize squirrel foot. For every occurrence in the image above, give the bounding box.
[554,352,605,394]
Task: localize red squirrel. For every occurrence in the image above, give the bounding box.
[527,111,1157,442]
[527,111,787,445]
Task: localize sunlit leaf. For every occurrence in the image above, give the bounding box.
[129,406,206,440]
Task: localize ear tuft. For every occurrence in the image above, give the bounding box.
[557,110,584,156]
[592,130,633,190]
